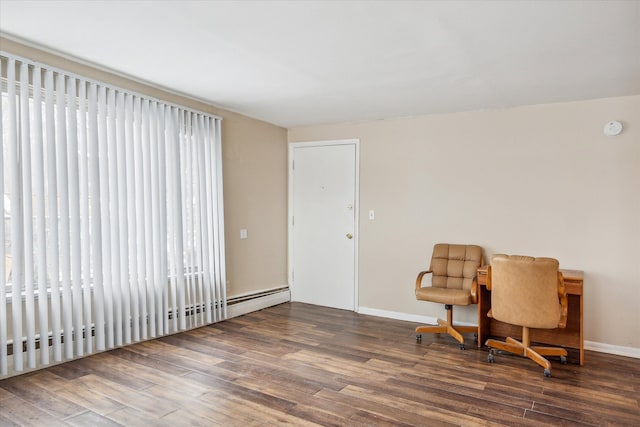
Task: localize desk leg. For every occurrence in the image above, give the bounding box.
[477,285,491,348]
[579,292,584,366]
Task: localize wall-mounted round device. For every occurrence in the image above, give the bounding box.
[603,121,623,136]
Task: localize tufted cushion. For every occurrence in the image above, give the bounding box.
[430,243,483,291]
[415,287,473,306]
[489,254,562,329]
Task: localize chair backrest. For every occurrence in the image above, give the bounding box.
[489,254,562,329]
[430,243,483,291]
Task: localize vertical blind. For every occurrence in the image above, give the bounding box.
[0,52,226,377]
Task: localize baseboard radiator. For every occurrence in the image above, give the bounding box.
[226,286,291,319]
[3,287,290,378]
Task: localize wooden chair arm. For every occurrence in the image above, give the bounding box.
[485,265,493,291]
[469,255,484,304]
[557,272,568,328]
[415,270,433,290]
[470,276,478,304]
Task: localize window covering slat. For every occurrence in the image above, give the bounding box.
[32,66,49,364]
[203,117,217,322]
[196,115,211,323]
[169,107,186,331]
[78,80,92,355]
[192,114,204,326]
[158,105,169,335]
[214,121,227,319]
[106,88,122,347]
[55,73,74,361]
[45,71,61,362]
[182,111,195,329]
[67,77,84,358]
[125,94,140,342]
[8,59,24,372]
[133,96,147,340]
[116,91,131,345]
[141,99,155,337]
[88,82,105,351]
[19,63,36,368]
[0,56,6,376]
[149,101,162,336]
[98,86,115,349]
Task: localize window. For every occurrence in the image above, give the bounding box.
[0,53,226,376]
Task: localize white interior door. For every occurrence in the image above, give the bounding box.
[289,141,358,310]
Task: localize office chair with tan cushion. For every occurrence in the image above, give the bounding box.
[414,243,484,349]
[485,254,568,377]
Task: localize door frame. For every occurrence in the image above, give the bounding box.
[287,139,360,311]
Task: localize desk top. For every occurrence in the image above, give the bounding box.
[477,265,584,281]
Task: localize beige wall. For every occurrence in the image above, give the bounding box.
[0,37,289,298]
[222,112,288,296]
[289,95,640,349]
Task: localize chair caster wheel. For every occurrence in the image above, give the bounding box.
[543,369,551,377]
[560,355,567,365]
[459,343,465,350]
[416,334,422,343]
[487,351,494,363]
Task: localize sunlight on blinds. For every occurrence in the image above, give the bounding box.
[0,52,227,378]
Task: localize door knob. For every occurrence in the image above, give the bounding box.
[346,233,353,239]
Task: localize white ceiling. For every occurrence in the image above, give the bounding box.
[1,0,639,128]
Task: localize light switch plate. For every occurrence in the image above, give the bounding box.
[240,229,248,239]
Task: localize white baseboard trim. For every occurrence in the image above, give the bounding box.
[358,306,640,359]
[226,289,291,319]
[585,340,640,359]
[357,306,477,327]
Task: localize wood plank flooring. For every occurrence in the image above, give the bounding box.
[1,302,639,426]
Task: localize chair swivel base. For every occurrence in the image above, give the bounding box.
[415,305,477,350]
[415,322,477,349]
[486,330,568,377]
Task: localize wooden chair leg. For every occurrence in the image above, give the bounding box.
[524,347,552,371]
[415,324,447,334]
[447,325,464,344]
[485,338,524,356]
[443,308,461,344]
[506,336,520,346]
[532,346,568,357]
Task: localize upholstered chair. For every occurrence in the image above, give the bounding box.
[414,243,484,349]
[485,254,568,377]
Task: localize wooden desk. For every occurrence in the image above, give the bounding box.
[476,266,584,365]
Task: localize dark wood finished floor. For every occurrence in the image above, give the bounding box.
[1,302,639,426]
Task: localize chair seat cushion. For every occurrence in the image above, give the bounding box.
[415,287,472,306]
